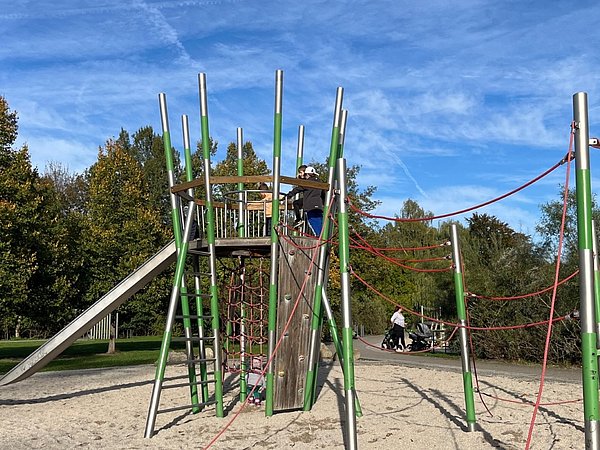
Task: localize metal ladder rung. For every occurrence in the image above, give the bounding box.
[162,379,217,389]
[187,249,212,256]
[187,357,216,364]
[189,271,212,277]
[171,335,215,342]
[179,292,212,299]
[174,314,214,320]
[163,371,216,382]
[157,400,217,415]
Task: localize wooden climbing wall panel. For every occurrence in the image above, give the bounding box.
[273,236,318,411]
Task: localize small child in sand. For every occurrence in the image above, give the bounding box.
[246,356,266,406]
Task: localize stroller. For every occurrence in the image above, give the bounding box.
[407,322,434,352]
[381,328,396,350]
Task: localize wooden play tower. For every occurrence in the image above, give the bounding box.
[144,70,359,449]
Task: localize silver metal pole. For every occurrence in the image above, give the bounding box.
[237,127,245,237]
[574,91,600,450]
[592,221,600,349]
[338,157,357,450]
[266,69,284,416]
[450,224,476,432]
[296,124,305,164]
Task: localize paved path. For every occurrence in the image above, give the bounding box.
[350,334,582,385]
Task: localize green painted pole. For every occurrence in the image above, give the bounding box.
[236,127,248,402]
[450,224,476,432]
[181,114,201,411]
[338,157,358,449]
[296,125,304,171]
[145,94,199,437]
[265,69,284,417]
[198,73,224,418]
[573,92,600,449]
[291,125,304,237]
[239,257,248,402]
[304,87,343,410]
[237,127,245,238]
[338,109,348,158]
[592,221,600,351]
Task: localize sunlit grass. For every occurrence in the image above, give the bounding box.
[0,336,186,375]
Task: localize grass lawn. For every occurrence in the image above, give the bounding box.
[0,336,187,375]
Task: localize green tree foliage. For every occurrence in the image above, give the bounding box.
[1,91,587,367]
[0,97,88,337]
[130,126,176,225]
[212,140,270,199]
[85,139,171,334]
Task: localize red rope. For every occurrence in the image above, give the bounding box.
[350,241,451,252]
[348,156,567,223]
[350,267,569,331]
[525,125,574,450]
[468,270,579,301]
[350,228,453,273]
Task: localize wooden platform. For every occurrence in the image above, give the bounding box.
[191,237,272,258]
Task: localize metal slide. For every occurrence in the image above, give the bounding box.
[0,240,177,387]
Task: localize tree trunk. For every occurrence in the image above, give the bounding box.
[107,317,117,354]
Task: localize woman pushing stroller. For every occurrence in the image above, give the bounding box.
[390,305,407,352]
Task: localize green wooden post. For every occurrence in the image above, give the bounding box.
[573,92,600,449]
[304,87,343,410]
[198,73,224,418]
[266,69,284,416]
[338,157,358,449]
[450,224,476,432]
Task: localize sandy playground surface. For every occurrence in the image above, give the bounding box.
[0,358,585,449]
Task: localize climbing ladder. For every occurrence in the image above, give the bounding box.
[144,91,224,438]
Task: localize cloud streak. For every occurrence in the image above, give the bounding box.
[3,0,600,238]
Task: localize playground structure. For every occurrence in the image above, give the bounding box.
[142,70,360,448]
[2,73,600,448]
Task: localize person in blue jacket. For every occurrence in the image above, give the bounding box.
[285,166,325,236]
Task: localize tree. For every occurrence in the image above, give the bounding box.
[85,139,171,338]
[211,140,270,199]
[130,126,176,225]
[0,97,85,337]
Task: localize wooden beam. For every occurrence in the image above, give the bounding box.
[171,175,329,194]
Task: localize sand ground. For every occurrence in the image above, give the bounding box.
[0,358,585,450]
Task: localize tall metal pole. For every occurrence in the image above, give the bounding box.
[450,224,476,432]
[296,125,305,171]
[181,114,201,411]
[304,87,343,410]
[592,221,600,349]
[338,109,348,158]
[237,127,245,238]
[266,69,284,417]
[338,157,358,450]
[184,113,210,404]
[573,91,600,450]
[198,73,224,418]
[145,94,199,437]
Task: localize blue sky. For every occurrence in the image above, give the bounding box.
[3,0,600,238]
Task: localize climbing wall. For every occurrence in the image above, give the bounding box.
[273,236,319,411]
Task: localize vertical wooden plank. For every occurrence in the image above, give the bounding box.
[273,236,317,411]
